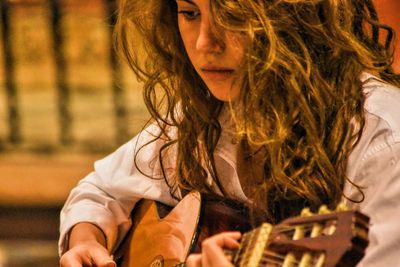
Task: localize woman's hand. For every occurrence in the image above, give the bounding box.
[59,222,116,267]
[186,231,241,267]
[59,240,116,267]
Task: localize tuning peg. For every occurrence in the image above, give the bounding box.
[335,203,349,212]
[300,207,312,216]
[318,205,330,214]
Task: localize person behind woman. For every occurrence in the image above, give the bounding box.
[59,0,400,266]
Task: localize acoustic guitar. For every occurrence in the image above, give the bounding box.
[113,191,369,267]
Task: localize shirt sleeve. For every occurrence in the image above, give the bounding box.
[354,141,400,267]
[344,117,400,267]
[58,124,178,255]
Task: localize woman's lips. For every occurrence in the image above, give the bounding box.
[200,69,234,81]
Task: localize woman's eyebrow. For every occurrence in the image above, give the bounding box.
[176,0,196,5]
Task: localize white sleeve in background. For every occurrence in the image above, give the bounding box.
[344,79,400,267]
[357,143,400,267]
[58,124,178,255]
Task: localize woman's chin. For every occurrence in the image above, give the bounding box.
[207,86,240,102]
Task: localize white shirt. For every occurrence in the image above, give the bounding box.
[59,75,400,266]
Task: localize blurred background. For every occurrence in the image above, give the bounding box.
[0,0,148,266]
[0,0,398,266]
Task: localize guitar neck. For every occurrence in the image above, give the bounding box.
[229,207,369,267]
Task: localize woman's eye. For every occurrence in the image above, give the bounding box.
[178,10,200,21]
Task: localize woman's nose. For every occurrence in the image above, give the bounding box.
[196,19,225,54]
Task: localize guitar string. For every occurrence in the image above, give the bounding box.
[260,254,326,267]
[258,246,328,266]
[236,228,261,265]
[239,253,298,267]
[260,258,301,267]
[236,229,327,266]
[259,257,286,266]
[257,224,325,266]
[235,228,264,264]
[260,251,302,267]
[233,220,333,266]
[235,246,295,265]
[234,224,315,263]
[263,250,327,267]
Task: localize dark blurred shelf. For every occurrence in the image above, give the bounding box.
[0,240,59,267]
[0,205,60,266]
[0,205,61,240]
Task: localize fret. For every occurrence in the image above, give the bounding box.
[239,228,257,266]
[233,230,252,264]
[238,223,272,267]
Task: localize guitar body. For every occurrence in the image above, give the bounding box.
[114,191,202,267]
[114,191,369,267]
[114,191,251,267]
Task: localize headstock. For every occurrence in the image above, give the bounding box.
[232,205,369,267]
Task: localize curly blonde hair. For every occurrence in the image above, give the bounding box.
[115,0,400,223]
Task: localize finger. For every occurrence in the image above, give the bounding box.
[209,231,241,249]
[96,259,116,267]
[60,253,114,267]
[60,246,97,267]
[89,247,116,267]
[202,244,234,267]
[201,232,241,267]
[186,254,202,267]
[59,253,84,267]
[60,252,97,267]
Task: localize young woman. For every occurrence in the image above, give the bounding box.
[59,0,400,266]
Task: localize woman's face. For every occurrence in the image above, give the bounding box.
[176,0,247,101]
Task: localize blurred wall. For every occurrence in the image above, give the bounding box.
[374,0,400,72]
